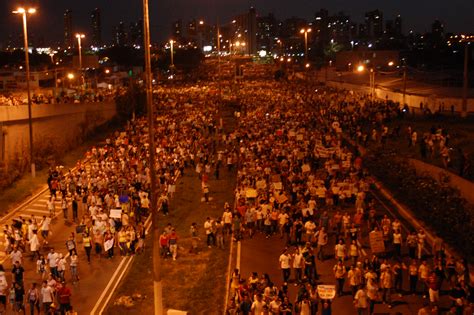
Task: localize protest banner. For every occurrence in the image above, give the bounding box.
[317,285,336,299]
[369,231,386,253]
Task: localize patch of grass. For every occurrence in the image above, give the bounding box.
[104,168,236,315]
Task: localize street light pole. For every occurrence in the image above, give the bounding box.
[142,0,162,314]
[170,40,174,70]
[300,28,311,64]
[75,34,85,88]
[402,65,407,106]
[369,69,375,100]
[217,19,221,98]
[14,7,36,178]
[462,43,470,118]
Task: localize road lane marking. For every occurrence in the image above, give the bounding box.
[98,256,134,315]
[90,256,128,315]
[236,241,241,270]
[24,209,50,214]
[223,233,235,315]
[91,215,153,315]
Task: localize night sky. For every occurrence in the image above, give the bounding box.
[1,0,474,45]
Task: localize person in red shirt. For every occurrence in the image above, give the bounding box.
[426,271,441,305]
[57,282,72,314]
[159,232,169,258]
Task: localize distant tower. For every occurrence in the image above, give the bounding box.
[365,9,384,40]
[395,15,402,37]
[115,22,127,46]
[247,7,257,55]
[172,19,183,40]
[63,9,73,48]
[91,8,102,47]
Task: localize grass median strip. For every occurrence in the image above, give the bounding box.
[104,168,236,314]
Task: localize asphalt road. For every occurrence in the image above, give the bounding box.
[0,176,124,314]
[239,190,455,314]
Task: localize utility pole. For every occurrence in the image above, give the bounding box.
[13,7,36,177]
[462,43,470,118]
[142,0,162,314]
[217,18,221,98]
[402,65,407,106]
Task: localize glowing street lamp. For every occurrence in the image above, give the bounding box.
[75,34,85,69]
[300,28,311,62]
[169,40,175,69]
[388,61,394,67]
[67,73,75,80]
[13,6,36,177]
[357,65,365,72]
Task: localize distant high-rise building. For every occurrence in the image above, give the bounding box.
[63,9,73,48]
[431,20,444,39]
[365,9,384,39]
[91,8,102,47]
[232,7,258,55]
[328,12,352,45]
[172,20,183,40]
[256,13,277,50]
[247,7,257,55]
[129,20,143,46]
[314,9,329,45]
[358,24,368,38]
[187,19,197,38]
[430,20,445,47]
[395,15,402,37]
[115,21,127,46]
[385,20,394,36]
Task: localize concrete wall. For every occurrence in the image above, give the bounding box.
[0,102,116,164]
[326,80,474,113]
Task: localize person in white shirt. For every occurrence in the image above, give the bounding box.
[29,231,41,260]
[57,253,67,281]
[204,217,215,248]
[278,211,289,237]
[268,296,282,314]
[40,216,51,245]
[40,280,54,313]
[334,239,346,261]
[47,249,59,279]
[251,293,266,314]
[304,220,316,243]
[315,227,328,261]
[9,247,22,265]
[222,210,233,236]
[417,229,426,260]
[392,229,403,259]
[292,249,304,285]
[354,287,368,315]
[279,249,291,283]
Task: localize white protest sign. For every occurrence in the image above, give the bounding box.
[317,285,336,299]
[109,209,122,219]
[104,238,114,252]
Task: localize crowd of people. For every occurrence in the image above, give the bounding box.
[0,88,119,106]
[222,81,472,315]
[1,84,227,314]
[0,71,472,315]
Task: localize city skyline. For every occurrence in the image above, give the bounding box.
[1,0,474,46]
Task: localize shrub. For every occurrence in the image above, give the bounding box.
[365,150,474,262]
